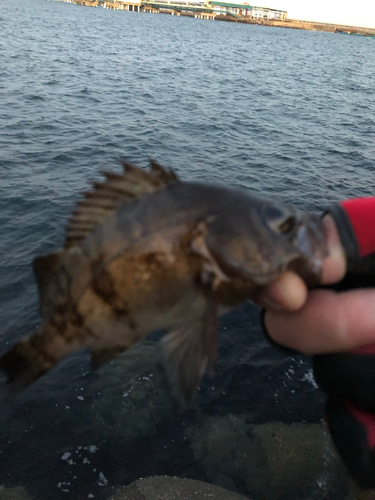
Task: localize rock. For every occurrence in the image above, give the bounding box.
[0,486,32,500]
[187,414,350,500]
[91,340,175,440]
[107,476,250,500]
[349,490,375,500]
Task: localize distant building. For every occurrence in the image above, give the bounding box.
[115,0,141,10]
[208,1,287,20]
[251,5,286,19]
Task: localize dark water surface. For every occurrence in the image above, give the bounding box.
[1,0,374,498]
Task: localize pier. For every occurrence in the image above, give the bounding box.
[56,0,375,35]
[141,1,214,15]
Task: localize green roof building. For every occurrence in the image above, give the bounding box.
[207,1,287,19]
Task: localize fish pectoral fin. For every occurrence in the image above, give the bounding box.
[159,298,218,403]
[90,345,129,369]
[191,221,230,290]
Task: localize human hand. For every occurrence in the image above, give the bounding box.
[257,214,375,353]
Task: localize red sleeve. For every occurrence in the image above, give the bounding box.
[327,197,375,273]
[340,198,375,257]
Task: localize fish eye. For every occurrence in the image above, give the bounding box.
[277,216,295,234]
[264,207,296,234]
[264,206,286,221]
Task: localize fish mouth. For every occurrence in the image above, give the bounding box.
[298,213,328,257]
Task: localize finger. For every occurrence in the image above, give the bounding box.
[255,271,308,311]
[264,288,375,354]
[320,214,347,284]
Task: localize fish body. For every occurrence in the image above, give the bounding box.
[0,161,327,400]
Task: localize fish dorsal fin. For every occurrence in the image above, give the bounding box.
[64,160,179,249]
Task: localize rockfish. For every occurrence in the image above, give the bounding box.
[0,160,327,400]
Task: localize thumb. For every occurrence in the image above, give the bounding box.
[320,214,347,284]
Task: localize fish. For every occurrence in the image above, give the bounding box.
[0,160,327,401]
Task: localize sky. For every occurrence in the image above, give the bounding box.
[252,0,375,29]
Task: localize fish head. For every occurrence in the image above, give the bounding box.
[204,193,328,288]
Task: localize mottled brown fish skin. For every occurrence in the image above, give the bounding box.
[3,223,207,391]
[0,161,327,401]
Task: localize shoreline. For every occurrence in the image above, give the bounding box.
[224,17,375,37]
[52,0,375,36]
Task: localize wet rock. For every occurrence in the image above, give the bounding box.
[91,340,175,440]
[108,476,250,500]
[0,486,32,500]
[187,414,351,500]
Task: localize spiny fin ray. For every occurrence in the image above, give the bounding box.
[64,160,179,249]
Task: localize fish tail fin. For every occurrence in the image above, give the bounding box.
[0,336,53,395]
[0,319,83,396]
